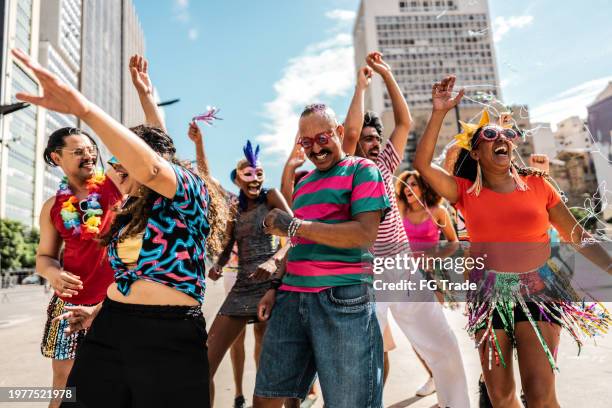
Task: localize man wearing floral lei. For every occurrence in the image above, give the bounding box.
[35,54,163,408]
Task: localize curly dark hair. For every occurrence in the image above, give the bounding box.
[44,127,99,166]
[452,127,550,182]
[396,170,441,208]
[363,111,383,136]
[100,126,227,257]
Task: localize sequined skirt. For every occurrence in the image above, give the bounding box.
[41,295,89,360]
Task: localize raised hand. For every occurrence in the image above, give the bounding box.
[357,66,373,90]
[432,75,464,112]
[12,49,90,117]
[366,51,392,76]
[529,154,550,173]
[129,54,153,96]
[288,144,306,170]
[188,121,203,144]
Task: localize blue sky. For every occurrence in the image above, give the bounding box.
[133,0,612,191]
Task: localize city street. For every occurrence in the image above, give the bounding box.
[1,282,611,407]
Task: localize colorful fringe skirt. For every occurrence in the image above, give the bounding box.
[466,258,610,370]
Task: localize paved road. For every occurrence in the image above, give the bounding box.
[1,283,611,407]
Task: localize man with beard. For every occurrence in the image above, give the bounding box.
[36,54,163,408]
[253,104,390,407]
[343,51,469,408]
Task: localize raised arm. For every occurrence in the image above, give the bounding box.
[13,49,177,199]
[529,154,550,173]
[129,54,166,131]
[280,138,306,206]
[366,52,412,158]
[188,121,210,178]
[413,75,464,204]
[343,66,372,155]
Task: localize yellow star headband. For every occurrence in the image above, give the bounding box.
[453,110,514,151]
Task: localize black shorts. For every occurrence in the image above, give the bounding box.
[61,298,209,408]
[491,302,561,330]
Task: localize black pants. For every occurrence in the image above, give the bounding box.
[61,298,209,408]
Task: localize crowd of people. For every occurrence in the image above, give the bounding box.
[11,45,611,408]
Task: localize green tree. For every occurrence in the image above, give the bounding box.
[21,227,40,268]
[1,219,27,270]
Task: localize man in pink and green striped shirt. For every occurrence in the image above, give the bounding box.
[253,103,389,408]
[281,150,389,290]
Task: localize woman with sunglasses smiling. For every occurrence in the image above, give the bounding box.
[13,47,226,408]
[34,53,174,408]
[414,75,611,408]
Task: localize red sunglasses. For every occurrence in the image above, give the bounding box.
[298,131,333,149]
[478,126,519,142]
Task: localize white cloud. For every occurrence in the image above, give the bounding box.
[531,76,612,128]
[324,9,356,22]
[255,12,356,157]
[172,0,199,40]
[492,15,534,42]
[173,0,190,22]
[304,33,352,54]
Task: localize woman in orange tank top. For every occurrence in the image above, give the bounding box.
[413,75,611,408]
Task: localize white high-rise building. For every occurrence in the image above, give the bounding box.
[0,0,45,228]
[353,0,501,161]
[121,0,145,128]
[81,0,122,124]
[81,0,145,158]
[38,0,82,200]
[555,116,592,151]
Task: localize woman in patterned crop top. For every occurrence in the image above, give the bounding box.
[12,49,226,408]
[413,75,611,408]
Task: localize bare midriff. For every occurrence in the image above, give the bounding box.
[107,280,199,306]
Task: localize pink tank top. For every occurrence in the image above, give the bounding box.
[402,216,440,251]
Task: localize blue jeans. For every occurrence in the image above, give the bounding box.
[254,284,383,408]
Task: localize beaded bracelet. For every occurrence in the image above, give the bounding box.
[287,218,303,246]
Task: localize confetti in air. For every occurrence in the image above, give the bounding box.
[192,106,223,126]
